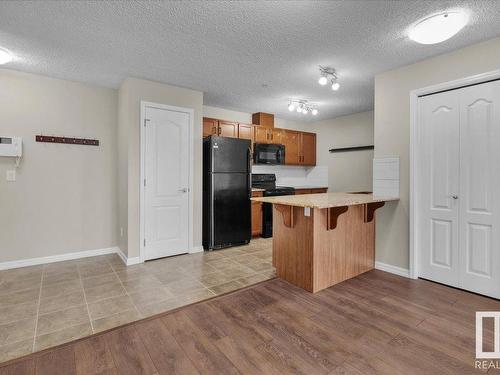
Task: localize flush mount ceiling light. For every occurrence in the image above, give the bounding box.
[0,48,13,64]
[409,11,468,44]
[287,100,318,116]
[318,66,340,91]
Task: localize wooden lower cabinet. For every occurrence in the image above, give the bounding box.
[251,190,263,237]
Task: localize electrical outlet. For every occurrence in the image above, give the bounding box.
[6,170,16,182]
[120,227,124,237]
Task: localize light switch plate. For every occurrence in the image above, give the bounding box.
[6,170,16,181]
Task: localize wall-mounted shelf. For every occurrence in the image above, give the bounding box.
[36,135,99,146]
[329,145,374,153]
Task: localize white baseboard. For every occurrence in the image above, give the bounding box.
[375,261,410,278]
[116,247,143,266]
[0,247,118,271]
[190,245,204,254]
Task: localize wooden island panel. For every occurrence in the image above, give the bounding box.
[272,204,375,293]
[272,204,314,291]
[314,205,375,292]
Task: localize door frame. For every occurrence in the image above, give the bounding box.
[409,69,500,279]
[140,101,195,262]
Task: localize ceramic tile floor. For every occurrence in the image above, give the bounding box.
[0,237,274,363]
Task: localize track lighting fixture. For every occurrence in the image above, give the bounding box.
[318,66,340,91]
[287,100,318,116]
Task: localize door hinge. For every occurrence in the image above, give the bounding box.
[144,178,146,187]
[144,239,146,247]
[144,119,150,127]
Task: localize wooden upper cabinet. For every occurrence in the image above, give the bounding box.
[253,126,283,144]
[300,132,316,166]
[203,116,316,166]
[254,126,269,143]
[218,120,238,138]
[203,118,218,137]
[238,123,254,142]
[282,130,300,165]
[269,128,283,144]
[252,112,274,127]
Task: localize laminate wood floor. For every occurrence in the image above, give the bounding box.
[1,270,499,375]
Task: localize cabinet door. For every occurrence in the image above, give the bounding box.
[238,123,254,142]
[282,130,300,165]
[254,126,269,143]
[218,120,238,138]
[251,201,263,236]
[203,118,218,137]
[269,129,283,144]
[300,132,316,165]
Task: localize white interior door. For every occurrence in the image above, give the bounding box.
[458,81,500,298]
[144,106,190,260]
[418,80,500,299]
[418,91,460,287]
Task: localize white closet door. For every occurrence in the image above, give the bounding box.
[418,91,460,287]
[458,81,500,298]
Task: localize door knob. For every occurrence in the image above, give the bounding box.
[178,188,188,193]
[451,195,458,199]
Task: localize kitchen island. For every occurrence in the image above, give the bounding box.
[251,193,398,293]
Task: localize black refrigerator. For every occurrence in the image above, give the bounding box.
[203,136,252,250]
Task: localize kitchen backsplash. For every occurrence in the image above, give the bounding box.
[252,165,328,188]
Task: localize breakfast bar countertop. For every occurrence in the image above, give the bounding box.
[251,192,399,209]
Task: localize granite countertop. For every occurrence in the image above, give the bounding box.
[251,192,399,209]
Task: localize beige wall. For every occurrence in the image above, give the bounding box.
[119,78,203,259]
[0,69,118,263]
[374,36,500,269]
[310,111,373,192]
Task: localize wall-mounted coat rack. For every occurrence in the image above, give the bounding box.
[329,145,374,153]
[35,135,99,146]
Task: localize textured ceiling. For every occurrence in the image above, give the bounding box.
[1,1,500,120]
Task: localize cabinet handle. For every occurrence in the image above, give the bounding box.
[212,127,216,134]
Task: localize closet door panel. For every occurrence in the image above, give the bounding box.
[458,81,500,298]
[418,91,460,287]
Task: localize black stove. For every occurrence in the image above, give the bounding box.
[252,174,295,237]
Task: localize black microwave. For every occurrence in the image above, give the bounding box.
[253,143,285,165]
